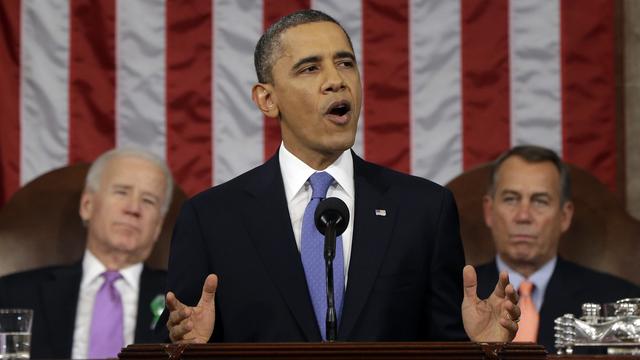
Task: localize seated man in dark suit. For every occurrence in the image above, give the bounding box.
[160,9,520,344]
[0,148,173,359]
[475,145,640,352]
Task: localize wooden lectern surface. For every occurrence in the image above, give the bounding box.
[120,342,548,360]
[119,342,640,360]
[549,357,639,360]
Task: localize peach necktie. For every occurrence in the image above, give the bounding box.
[513,280,539,342]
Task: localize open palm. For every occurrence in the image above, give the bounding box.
[461,265,520,342]
[166,274,218,343]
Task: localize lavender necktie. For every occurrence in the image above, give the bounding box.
[88,271,124,359]
[300,171,345,340]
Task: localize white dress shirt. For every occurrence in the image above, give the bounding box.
[279,143,355,285]
[71,249,142,359]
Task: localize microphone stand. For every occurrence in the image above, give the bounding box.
[323,218,338,342]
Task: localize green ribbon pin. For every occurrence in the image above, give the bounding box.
[150,294,165,330]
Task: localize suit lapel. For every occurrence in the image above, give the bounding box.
[339,155,397,340]
[477,261,499,299]
[135,267,165,343]
[539,258,572,349]
[41,264,82,358]
[241,155,320,341]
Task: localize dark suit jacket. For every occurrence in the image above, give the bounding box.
[476,257,640,352]
[0,262,166,359]
[160,152,467,342]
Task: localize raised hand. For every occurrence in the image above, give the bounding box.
[166,274,218,343]
[461,265,520,342]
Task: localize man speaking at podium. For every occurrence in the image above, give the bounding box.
[160,9,519,344]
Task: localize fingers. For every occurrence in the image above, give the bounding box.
[168,317,194,342]
[166,274,218,343]
[197,274,218,307]
[499,315,519,335]
[167,298,192,328]
[166,291,185,312]
[499,298,520,341]
[462,265,478,301]
[505,298,520,324]
[492,271,510,298]
[505,282,518,305]
[166,292,194,342]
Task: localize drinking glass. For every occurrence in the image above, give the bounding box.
[0,309,33,360]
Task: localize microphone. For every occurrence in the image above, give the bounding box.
[315,197,349,256]
[314,197,349,342]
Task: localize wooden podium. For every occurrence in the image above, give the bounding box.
[119,342,547,360]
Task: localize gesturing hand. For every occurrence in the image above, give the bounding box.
[166,274,218,343]
[461,265,520,342]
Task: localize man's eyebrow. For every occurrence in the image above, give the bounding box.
[141,191,161,201]
[291,51,357,71]
[531,192,551,199]
[334,51,356,62]
[291,55,321,70]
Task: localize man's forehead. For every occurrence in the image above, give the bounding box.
[277,21,353,55]
[101,156,164,184]
[495,158,561,193]
[498,156,559,176]
[497,187,552,196]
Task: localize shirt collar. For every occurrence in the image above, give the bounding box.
[279,142,354,201]
[496,255,557,294]
[81,249,143,290]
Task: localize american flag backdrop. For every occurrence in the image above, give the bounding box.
[0,0,619,207]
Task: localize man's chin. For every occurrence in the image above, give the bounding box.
[508,253,538,265]
[320,144,353,159]
[328,134,356,152]
[110,236,144,251]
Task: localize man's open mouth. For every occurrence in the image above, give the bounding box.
[326,101,351,117]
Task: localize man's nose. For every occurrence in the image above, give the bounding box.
[322,66,346,93]
[514,203,533,223]
[124,196,142,217]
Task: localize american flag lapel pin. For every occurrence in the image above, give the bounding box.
[375,209,387,217]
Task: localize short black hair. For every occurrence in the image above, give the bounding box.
[254,9,354,84]
[488,145,571,203]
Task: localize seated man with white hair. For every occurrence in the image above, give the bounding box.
[0,148,173,359]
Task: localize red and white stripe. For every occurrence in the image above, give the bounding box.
[0,0,618,206]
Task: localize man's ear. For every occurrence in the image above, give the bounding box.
[251,83,279,118]
[153,215,166,244]
[482,195,494,228]
[560,200,574,233]
[79,191,93,223]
